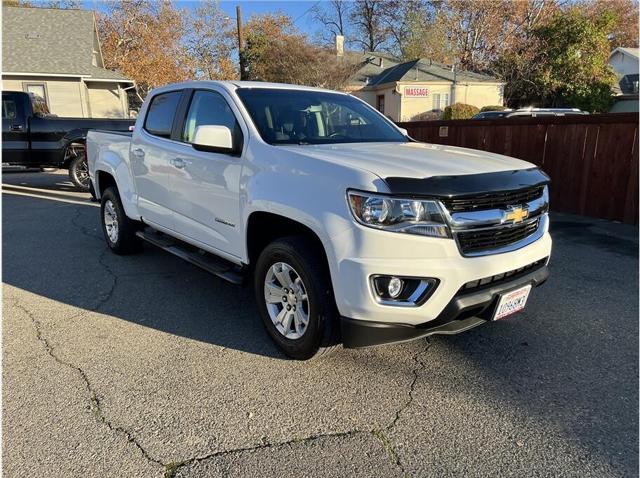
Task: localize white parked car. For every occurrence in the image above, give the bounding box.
[87,81,551,360]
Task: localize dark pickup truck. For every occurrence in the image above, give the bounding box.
[2,90,135,191]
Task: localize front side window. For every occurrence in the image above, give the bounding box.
[236,88,407,145]
[182,90,240,144]
[144,91,182,138]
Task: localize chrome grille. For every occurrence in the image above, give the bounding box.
[456,218,541,255]
[441,186,545,212]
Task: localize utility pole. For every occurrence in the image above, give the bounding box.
[451,63,457,105]
[236,6,247,80]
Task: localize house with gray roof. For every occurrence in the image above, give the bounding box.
[2,6,134,118]
[346,53,505,122]
[608,47,639,113]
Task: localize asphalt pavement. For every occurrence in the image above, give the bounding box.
[3,170,638,477]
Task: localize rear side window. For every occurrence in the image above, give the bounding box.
[144,91,181,138]
[2,98,16,119]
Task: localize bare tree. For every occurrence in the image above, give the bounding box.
[378,0,450,59]
[312,0,351,46]
[349,0,390,52]
[45,0,83,8]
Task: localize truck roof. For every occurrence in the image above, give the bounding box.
[149,80,348,96]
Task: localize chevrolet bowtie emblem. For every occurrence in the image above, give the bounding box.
[505,206,529,223]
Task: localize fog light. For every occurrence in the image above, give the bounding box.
[388,277,403,298]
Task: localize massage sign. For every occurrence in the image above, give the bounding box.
[403,87,429,97]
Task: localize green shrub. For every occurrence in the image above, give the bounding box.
[442,103,480,120]
[480,105,506,112]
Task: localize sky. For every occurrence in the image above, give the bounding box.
[83,0,324,37]
[216,0,321,35]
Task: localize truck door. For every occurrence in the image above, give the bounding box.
[166,88,244,259]
[130,89,184,231]
[2,92,29,164]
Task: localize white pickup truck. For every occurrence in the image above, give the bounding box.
[87,81,551,359]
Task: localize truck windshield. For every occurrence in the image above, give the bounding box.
[236,88,408,145]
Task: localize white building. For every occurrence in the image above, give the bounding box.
[609,47,639,77]
[346,53,504,122]
[608,47,638,113]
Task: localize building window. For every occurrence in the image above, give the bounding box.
[23,83,48,107]
[432,93,450,112]
[376,94,385,114]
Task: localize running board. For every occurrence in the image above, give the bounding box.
[136,229,245,285]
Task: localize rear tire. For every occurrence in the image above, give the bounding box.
[100,187,141,255]
[254,236,340,360]
[67,145,90,192]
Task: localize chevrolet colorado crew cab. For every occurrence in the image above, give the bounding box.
[87,81,551,360]
[2,91,134,191]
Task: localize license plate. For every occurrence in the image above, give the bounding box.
[493,284,532,320]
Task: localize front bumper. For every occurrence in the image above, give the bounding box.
[341,264,549,348]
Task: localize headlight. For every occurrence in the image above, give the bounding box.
[347,191,451,238]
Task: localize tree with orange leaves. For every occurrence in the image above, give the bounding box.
[183,0,238,81]
[242,13,360,90]
[97,0,192,104]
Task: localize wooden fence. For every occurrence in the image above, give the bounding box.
[398,113,639,225]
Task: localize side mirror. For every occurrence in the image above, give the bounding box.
[192,125,234,154]
[398,127,409,136]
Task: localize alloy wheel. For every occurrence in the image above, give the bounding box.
[103,200,119,243]
[264,262,310,339]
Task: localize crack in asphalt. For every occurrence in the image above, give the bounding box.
[371,340,431,476]
[164,430,370,478]
[13,203,432,477]
[169,343,432,477]
[11,299,165,470]
[388,340,431,431]
[96,246,119,310]
[6,205,160,470]
[70,205,103,240]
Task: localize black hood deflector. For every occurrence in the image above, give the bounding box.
[384,168,550,198]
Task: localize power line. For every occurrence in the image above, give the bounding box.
[292,1,320,25]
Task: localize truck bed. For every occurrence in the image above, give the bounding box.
[86,129,133,186]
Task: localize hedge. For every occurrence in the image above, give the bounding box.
[442,103,480,120]
[480,105,506,112]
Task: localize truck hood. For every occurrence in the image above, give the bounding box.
[278,141,535,180]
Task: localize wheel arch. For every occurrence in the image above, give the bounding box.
[61,129,88,168]
[93,165,141,220]
[61,139,86,169]
[95,170,117,197]
[245,211,332,273]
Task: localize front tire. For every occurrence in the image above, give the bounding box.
[67,145,90,192]
[254,236,340,360]
[100,187,141,255]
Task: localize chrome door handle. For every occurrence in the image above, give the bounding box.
[132,148,145,158]
[10,124,23,132]
[171,158,186,169]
